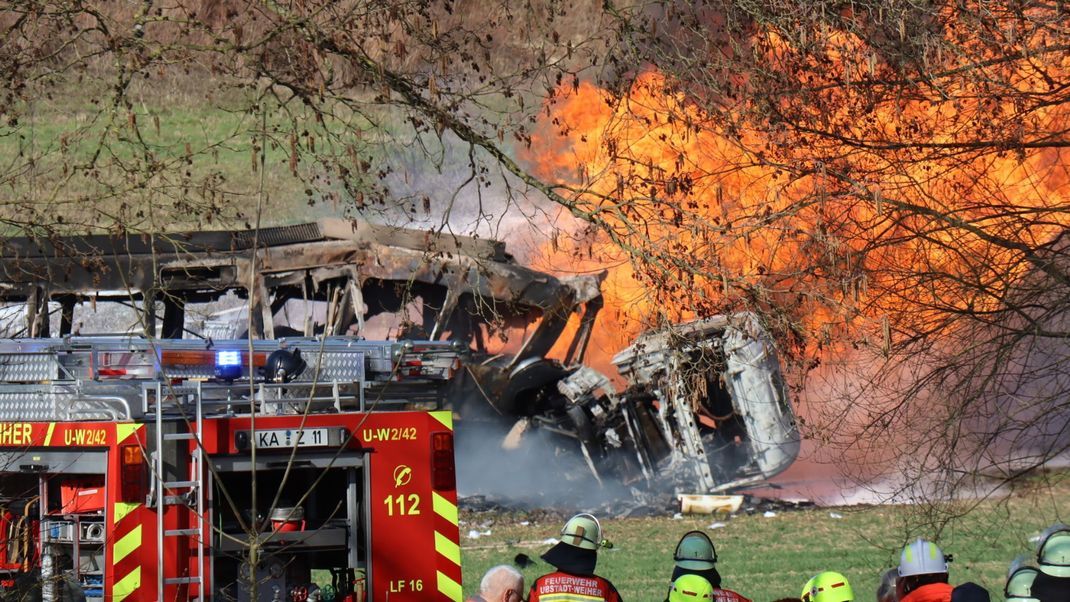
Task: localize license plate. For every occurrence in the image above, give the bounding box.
[253,428,330,449]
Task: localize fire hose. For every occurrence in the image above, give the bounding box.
[1,506,11,563]
[12,497,39,571]
[1,502,23,567]
[83,522,105,541]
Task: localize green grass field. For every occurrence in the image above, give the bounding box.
[460,473,1070,601]
[0,75,385,231]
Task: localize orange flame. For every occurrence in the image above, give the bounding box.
[524,15,1070,376]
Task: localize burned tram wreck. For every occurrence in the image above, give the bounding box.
[0,219,799,494]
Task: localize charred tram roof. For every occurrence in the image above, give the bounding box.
[0,218,593,305]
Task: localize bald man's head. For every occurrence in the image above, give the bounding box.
[479,565,524,602]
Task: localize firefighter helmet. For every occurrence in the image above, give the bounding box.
[669,574,715,602]
[674,531,718,571]
[808,571,854,602]
[264,348,306,383]
[899,538,949,577]
[1005,556,1039,601]
[1036,524,1070,578]
[541,513,605,576]
[560,513,605,550]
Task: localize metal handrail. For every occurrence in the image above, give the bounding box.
[64,395,132,421]
[139,379,376,418]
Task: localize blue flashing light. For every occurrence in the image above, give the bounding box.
[215,350,243,381]
[216,350,241,367]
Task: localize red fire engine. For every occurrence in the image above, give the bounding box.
[0,336,463,602]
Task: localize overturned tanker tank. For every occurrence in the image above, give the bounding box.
[0,218,799,495]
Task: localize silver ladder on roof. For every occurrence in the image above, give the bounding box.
[147,381,207,602]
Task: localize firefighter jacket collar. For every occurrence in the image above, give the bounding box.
[903,582,955,602]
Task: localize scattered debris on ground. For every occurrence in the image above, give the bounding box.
[458,491,817,526]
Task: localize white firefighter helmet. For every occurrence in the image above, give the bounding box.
[560,513,605,551]
[674,531,718,571]
[1005,556,1039,601]
[1036,524,1070,578]
[898,538,949,577]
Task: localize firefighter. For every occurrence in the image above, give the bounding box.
[897,539,953,602]
[1031,524,1070,602]
[806,571,854,602]
[666,531,751,602]
[669,574,715,602]
[529,513,623,602]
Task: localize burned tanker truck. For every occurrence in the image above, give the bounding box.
[0,219,799,496]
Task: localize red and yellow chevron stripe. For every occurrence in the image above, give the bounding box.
[110,501,145,602]
[430,411,462,602]
[109,423,147,602]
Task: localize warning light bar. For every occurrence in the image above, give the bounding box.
[160,350,268,367]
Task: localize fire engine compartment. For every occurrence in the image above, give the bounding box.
[0,448,116,601]
[210,462,366,602]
